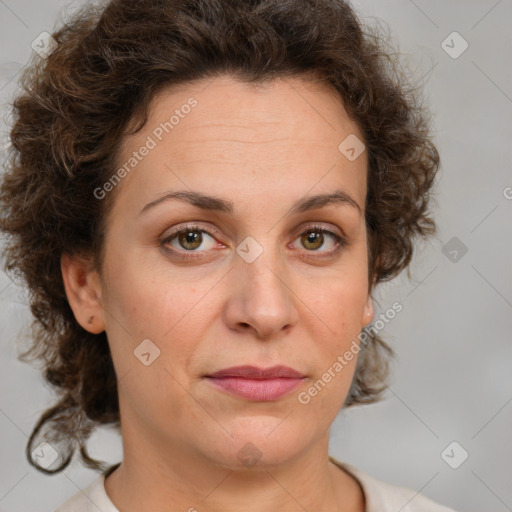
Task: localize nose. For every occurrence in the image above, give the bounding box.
[222,244,299,340]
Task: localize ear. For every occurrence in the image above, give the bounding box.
[361,293,374,327]
[60,253,105,334]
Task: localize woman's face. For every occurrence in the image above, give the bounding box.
[88,75,373,468]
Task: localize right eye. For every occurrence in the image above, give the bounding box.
[160,223,226,259]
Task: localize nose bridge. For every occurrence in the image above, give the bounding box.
[226,233,299,338]
[238,234,288,305]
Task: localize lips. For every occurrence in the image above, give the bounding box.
[208,365,304,379]
[205,365,305,401]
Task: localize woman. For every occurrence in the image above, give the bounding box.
[0,0,455,510]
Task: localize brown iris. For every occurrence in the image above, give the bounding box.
[301,230,324,250]
[178,230,203,250]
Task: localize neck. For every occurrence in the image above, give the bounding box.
[104,426,364,511]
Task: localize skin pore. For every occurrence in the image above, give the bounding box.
[61,74,374,511]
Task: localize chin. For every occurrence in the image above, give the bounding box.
[199,416,316,471]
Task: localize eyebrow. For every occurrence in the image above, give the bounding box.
[139,188,362,217]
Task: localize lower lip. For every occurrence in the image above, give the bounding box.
[206,377,304,401]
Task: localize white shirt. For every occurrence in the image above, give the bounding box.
[54,457,458,512]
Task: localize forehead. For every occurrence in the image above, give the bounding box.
[121,73,363,152]
[113,74,367,217]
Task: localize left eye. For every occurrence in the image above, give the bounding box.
[291,227,344,253]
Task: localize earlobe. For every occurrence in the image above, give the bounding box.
[362,295,374,327]
[60,253,105,334]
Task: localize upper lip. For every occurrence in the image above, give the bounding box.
[207,365,304,379]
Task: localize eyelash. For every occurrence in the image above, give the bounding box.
[160,223,348,261]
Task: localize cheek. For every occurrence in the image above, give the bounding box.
[100,250,219,383]
[102,267,205,424]
[301,270,369,337]
[295,264,368,401]
[101,246,198,336]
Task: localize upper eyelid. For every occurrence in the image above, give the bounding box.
[161,223,345,248]
[162,222,221,241]
[162,220,345,238]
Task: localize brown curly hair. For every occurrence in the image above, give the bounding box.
[0,0,439,474]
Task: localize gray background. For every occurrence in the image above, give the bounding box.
[1,1,511,511]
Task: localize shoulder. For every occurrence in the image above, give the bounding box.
[330,457,459,512]
[54,473,118,512]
